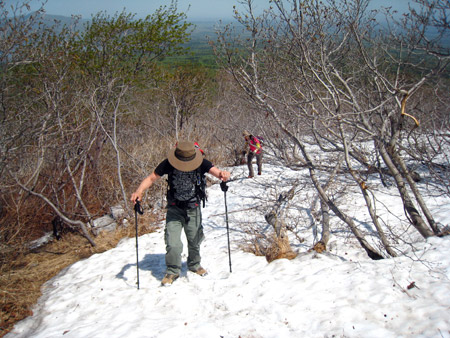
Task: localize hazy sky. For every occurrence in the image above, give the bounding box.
[5,0,412,20]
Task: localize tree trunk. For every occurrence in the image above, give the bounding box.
[319,199,330,247]
[264,185,297,262]
[15,177,96,246]
[389,150,439,235]
[378,141,434,238]
[339,124,397,257]
[310,160,342,251]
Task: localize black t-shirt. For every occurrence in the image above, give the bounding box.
[155,158,213,207]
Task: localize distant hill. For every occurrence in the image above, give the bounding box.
[24,13,89,31]
[32,14,224,41]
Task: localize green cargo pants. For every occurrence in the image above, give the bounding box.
[164,205,204,275]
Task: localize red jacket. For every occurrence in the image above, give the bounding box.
[247,136,262,154]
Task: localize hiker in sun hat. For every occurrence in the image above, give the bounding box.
[130,140,230,286]
[243,130,263,178]
[175,140,205,156]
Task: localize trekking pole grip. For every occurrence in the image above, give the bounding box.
[220,181,228,192]
[134,199,144,214]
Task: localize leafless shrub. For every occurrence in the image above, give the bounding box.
[213,0,450,259]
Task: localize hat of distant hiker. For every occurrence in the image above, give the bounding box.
[168,140,203,172]
[243,130,251,137]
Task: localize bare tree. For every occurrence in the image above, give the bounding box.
[212,0,449,258]
[161,65,211,139]
[0,1,194,248]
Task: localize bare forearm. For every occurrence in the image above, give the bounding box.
[209,167,230,181]
[130,172,160,203]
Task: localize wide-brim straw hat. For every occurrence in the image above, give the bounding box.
[167,140,203,172]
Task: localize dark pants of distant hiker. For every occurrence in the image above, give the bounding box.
[247,151,262,177]
[164,206,204,275]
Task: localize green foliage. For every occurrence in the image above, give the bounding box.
[74,4,193,85]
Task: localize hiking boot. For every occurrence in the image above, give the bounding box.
[248,175,254,178]
[161,273,179,286]
[190,266,208,276]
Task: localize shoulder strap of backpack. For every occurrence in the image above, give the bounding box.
[195,166,207,208]
[166,166,207,208]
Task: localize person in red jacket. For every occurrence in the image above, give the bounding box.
[243,130,263,178]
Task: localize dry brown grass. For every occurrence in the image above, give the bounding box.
[263,235,298,263]
[0,212,160,338]
[240,232,298,263]
[310,241,327,253]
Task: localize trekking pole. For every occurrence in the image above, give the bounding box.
[134,199,144,289]
[220,181,232,273]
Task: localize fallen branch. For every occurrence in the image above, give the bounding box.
[209,205,260,217]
